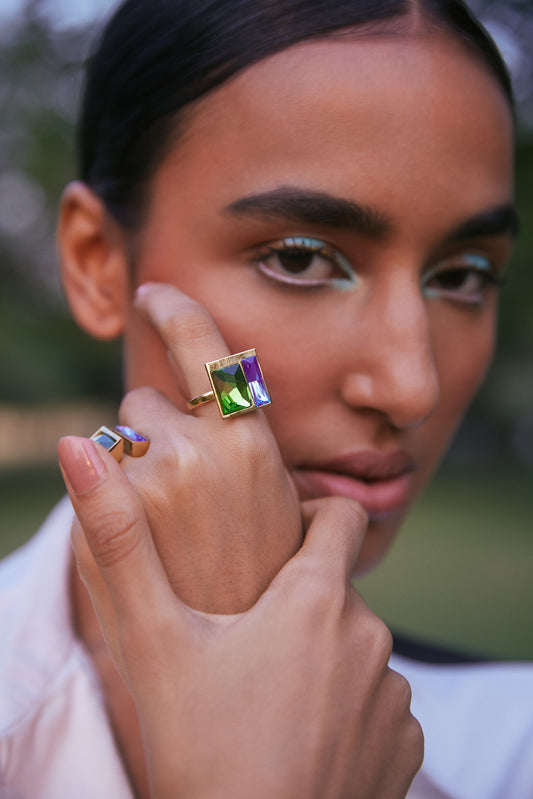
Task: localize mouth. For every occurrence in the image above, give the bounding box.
[292,450,416,522]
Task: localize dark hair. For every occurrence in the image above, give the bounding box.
[79,0,513,228]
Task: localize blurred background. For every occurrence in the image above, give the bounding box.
[0,0,531,659]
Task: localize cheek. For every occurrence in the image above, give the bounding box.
[424,305,497,468]
[436,310,496,419]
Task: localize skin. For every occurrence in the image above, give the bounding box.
[57,27,515,799]
[68,31,513,570]
[61,442,422,799]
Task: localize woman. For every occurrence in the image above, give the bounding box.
[1,0,532,797]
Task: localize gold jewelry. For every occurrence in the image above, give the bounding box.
[187,349,271,419]
[90,425,150,461]
[187,391,216,409]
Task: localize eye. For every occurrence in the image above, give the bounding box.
[252,236,357,289]
[422,253,505,305]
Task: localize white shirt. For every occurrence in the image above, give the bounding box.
[1,499,532,799]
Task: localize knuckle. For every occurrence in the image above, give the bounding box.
[307,571,339,609]
[401,712,425,772]
[343,595,395,665]
[358,608,394,661]
[85,508,145,569]
[373,618,394,657]
[410,716,425,770]
[282,557,316,593]
[384,671,424,771]
[119,386,156,418]
[288,556,345,615]
[157,430,184,468]
[389,668,414,709]
[283,557,320,597]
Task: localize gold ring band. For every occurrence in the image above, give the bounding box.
[187,391,216,409]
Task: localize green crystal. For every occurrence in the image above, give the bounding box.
[212,363,252,415]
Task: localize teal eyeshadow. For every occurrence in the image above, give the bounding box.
[288,236,357,289]
[461,254,492,270]
[422,253,492,297]
[331,251,357,290]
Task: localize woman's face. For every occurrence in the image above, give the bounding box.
[121,32,515,575]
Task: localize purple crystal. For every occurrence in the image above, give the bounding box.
[115,425,148,442]
[242,356,271,407]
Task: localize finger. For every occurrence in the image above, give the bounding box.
[70,515,121,662]
[133,282,233,406]
[58,436,182,628]
[118,386,193,466]
[280,497,368,586]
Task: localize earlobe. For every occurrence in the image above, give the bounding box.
[57,181,131,340]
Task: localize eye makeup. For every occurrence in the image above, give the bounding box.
[252,235,357,290]
[422,253,506,305]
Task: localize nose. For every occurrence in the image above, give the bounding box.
[340,281,440,430]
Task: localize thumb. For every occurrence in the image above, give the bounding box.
[251,496,368,625]
[296,496,368,582]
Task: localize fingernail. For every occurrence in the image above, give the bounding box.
[58,437,108,495]
[134,282,156,306]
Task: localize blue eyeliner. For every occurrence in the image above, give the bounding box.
[422,253,502,301]
[254,235,357,289]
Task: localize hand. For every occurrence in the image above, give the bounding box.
[110,282,303,613]
[58,439,424,799]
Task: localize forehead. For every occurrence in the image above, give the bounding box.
[151,32,514,232]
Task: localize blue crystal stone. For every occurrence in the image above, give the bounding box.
[242,356,271,407]
[93,432,118,450]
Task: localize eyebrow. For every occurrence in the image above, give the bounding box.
[225,187,520,244]
[444,204,520,243]
[225,186,392,239]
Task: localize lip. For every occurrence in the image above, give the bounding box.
[293,450,416,521]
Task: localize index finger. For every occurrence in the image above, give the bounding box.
[133,282,233,411]
[134,282,271,423]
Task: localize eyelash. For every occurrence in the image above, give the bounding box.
[251,236,505,304]
[422,254,506,305]
[252,236,357,289]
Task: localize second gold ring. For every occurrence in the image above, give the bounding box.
[90,425,150,461]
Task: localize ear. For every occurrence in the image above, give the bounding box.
[57,182,131,340]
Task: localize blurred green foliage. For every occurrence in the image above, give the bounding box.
[0,2,122,405]
[359,466,533,660]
